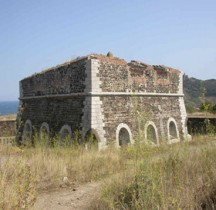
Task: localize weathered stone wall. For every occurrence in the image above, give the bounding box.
[17,53,188,148]
[101,96,183,142]
[95,58,185,145]
[0,120,16,137]
[17,57,88,143]
[98,61,129,92]
[19,97,85,136]
[128,61,180,93]
[20,58,87,98]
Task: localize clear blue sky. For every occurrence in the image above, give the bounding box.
[0,0,216,101]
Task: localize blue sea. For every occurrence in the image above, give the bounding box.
[0,101,19,116]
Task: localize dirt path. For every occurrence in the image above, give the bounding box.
[31,181,101,210]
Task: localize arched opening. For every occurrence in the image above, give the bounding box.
[59,125,72,146]
[84,130,99,150]
[116,123,133,148]
[167,118,180,143]
[119,128,130,147]
[144,121,159,145]
[146,125,157,144]
[169,121,178,139]
[22,120,33,145]
[39,122,50,145]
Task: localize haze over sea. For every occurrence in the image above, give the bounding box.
[0,101,19,116]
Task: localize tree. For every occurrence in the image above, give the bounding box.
[212,104,216,114]
[199,101,213,113]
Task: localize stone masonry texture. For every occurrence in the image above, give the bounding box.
[0,119,16,137]
[16,53,188,149]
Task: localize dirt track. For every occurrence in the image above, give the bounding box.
[31,181,100,210]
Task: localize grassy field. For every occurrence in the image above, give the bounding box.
[0,136,216,209]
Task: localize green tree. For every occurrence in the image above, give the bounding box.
[212,104,216,114]
[199,101,213,113]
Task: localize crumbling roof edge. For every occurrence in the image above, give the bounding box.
[128,60,182,74]
[21,55,90,81]
[21,53,128,81]
[21,54,182,81]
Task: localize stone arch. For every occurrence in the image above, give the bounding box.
[84,129,100,150]
[22,119,33,143]
[116,123,133,148]
[59,124,72,145]
[144,121,159,145]
[39,122,50,144]
[167,117,180,143]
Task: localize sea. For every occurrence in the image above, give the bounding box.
[0,101,19,116]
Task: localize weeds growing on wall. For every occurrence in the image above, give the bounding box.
[131,95,152,144]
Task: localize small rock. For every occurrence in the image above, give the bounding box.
[63,176,68,183]
[107,51,113,57]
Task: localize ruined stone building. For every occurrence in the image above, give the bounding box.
[16,53,188,149]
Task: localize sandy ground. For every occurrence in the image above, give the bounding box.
[31,181,101,210]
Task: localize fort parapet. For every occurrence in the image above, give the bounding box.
[16,53,189,149]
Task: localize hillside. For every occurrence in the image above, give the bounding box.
[183,75,216,109]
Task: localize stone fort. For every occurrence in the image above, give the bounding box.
[16,52,188,149]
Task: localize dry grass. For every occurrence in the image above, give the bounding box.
[1,136,216,209]
[0,141,125,209]
[93,137,216,209]
[0,114,16,121]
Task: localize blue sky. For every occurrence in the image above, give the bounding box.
[0,0,216,101]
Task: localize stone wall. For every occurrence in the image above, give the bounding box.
[101,96,183,142]
[95,57,186,145]
[17,53,188,148]
[20,57,87,98]
[17,57,88,143]
[0,119,16,137]
[18,97,85,136]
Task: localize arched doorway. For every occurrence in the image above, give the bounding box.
[169,121,177,138]
[119,128,130,146]
[144,121,159,145]
[116,123,133,148]
[59,125,72,146]
[167,118,180,143]
[146,125,157,144]
[22,120,33,145]
[84,129,99,150]
[39,122,50,145]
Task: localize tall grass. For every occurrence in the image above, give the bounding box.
[0,145,36,209]
[0,137,125,209]
[1,135,216,209]
[93,138,216,209]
